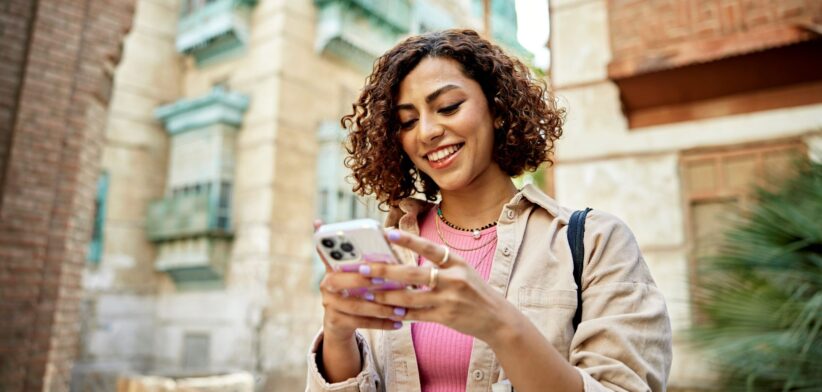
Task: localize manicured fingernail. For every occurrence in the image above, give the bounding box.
[387,230,401,241]
[393,321,403,329]
[358,264,371,275]
[340,289,350,298]
[364,292,375,301]
[393,307,406,316]
[371,277,385,285]
[347,287,368,296]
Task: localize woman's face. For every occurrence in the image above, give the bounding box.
[396,57,499,192]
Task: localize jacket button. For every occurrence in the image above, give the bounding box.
[506,209,515,219]
[502,247,511,256]
[472,369,484,381]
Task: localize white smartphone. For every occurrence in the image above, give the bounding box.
[313,219,400,270]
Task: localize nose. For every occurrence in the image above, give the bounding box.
[418,115,444,143]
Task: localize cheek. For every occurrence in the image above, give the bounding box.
[470,120,495,151]
[398,133,416,158]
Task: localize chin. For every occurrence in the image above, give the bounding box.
[428,172,473,192]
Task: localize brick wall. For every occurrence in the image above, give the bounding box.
[608,0,822,77]
[0,0,135,390]
[0,0,36,194]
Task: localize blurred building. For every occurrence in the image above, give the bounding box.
[549,0,822,390]
[71,0,528,390]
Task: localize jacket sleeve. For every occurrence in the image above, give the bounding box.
[568,211,673,392]
[305,329,382,392]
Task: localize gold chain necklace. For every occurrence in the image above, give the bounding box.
[435,212,498,252]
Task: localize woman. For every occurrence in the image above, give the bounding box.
[306,29,672,392]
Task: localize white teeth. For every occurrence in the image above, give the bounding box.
[427,144,460,162]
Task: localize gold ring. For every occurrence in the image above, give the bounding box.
[439,246,450,266]
[428,267,439,290]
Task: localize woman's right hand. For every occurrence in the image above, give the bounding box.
[314,220,405,343]
[319,266,406,342]
[314,219,404,383]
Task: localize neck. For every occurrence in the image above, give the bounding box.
[438,167,518,230]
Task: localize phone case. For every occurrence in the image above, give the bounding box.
[314,219,399,270]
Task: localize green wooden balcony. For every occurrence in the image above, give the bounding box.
[154,87,249,136]
[146,182,232,242]
[147,183,232,289]
[176,0,257,66]
[314,0,411,71]
[154,237,231,290]
[315,0,411,32]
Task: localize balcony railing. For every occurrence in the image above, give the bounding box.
[146,182,232,242]
[315,0,411,33]
[176,0,257,66]
[314,0,411,71]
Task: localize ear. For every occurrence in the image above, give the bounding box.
[493,117,504,130]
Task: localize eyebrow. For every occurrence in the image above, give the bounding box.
[397,84,461,111]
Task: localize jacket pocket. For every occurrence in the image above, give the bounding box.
[517,287,577,359]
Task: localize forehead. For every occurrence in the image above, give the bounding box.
[397,57,472,101]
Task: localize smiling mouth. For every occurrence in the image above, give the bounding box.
[425,143,464,163]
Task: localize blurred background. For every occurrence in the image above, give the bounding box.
[1,0,820,391]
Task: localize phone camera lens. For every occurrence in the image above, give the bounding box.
[340,242,354,252]
[321,238,335,248]
[330,251,343,260]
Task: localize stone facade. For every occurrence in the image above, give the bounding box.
[71,0,527,390]
[550,0,822,390]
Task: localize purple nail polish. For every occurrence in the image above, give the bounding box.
[394,307,406,316]
[393,321,403,329]
[348,287,368,296]
[364,292,375,301]
[371,277,385,285]
[387,230,401,241]
[358,264,371,275]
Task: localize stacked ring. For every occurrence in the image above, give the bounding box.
[428,267,439,290]
[438,246,450,266]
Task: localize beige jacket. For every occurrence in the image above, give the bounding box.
[306,184,672,391]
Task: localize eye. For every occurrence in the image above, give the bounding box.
[399,119,417,130]
[438,101,464,115]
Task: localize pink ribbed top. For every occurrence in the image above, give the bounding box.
[412,207,497,392]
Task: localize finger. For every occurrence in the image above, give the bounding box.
[372,289,436,309]
[320,270,376,293]
[402,307,439,323]
[357,263,434,287]
[329,295,408,320]
[385,230,458,267]
[327,309,404,331]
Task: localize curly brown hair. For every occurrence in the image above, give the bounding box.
[342,29,564,209]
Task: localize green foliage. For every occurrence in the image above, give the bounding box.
[690,160,822,391]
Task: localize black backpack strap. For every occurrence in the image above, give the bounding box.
[568,207,592,332]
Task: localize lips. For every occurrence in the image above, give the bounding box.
[425,143,463,163]
[424,143,463,170]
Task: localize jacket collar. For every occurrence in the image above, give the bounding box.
[385,183,564,230]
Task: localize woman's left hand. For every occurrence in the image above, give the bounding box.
[360,229,518,344]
